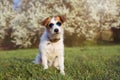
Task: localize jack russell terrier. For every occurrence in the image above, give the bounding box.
[34,15,66,75]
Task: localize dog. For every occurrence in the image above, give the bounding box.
[34,15,66,75]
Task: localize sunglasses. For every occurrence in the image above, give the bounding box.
[48,22,61,28]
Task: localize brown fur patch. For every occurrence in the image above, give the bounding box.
[41,16,66,29]
[55,16,61,22]
[41,17,51,28]
[56,15,66,23]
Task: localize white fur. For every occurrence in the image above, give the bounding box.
[34,17,65,75]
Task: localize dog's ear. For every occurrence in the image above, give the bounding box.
[58,15,66,23]
[41,17,50,26]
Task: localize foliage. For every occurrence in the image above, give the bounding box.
[0,0,120,48]
[0,46,120,80]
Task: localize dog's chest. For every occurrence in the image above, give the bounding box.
[46,42,63,59]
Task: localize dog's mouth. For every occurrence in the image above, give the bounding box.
[50,35,60,40]
[55,31,59,34]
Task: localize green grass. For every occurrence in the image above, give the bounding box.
[0,46,120,80]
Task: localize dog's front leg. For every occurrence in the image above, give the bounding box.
[42,54,48,69]
[58,56,65,75]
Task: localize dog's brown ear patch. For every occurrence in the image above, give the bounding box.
[41,17,51,27]
[58,15,66,23]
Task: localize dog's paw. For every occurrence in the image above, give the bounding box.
[32,61,37,64]
[43,66,48,69]
[32,60,40,64]
[60,71,65,75]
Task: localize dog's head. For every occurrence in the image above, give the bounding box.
[41,15,66,35]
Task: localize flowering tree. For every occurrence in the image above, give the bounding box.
[0,0,120,49]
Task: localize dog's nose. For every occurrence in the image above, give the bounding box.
[54,28,59,33]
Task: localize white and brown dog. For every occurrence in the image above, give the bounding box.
[34,15,66,75]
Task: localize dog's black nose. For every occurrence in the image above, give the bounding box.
[54,28,59,33]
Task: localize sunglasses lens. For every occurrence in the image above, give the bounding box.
[49,23,54,28]
[56,22,61,26]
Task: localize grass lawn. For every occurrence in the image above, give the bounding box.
[0,46,120,80]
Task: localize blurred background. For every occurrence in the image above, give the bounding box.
[0,0,120,50]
